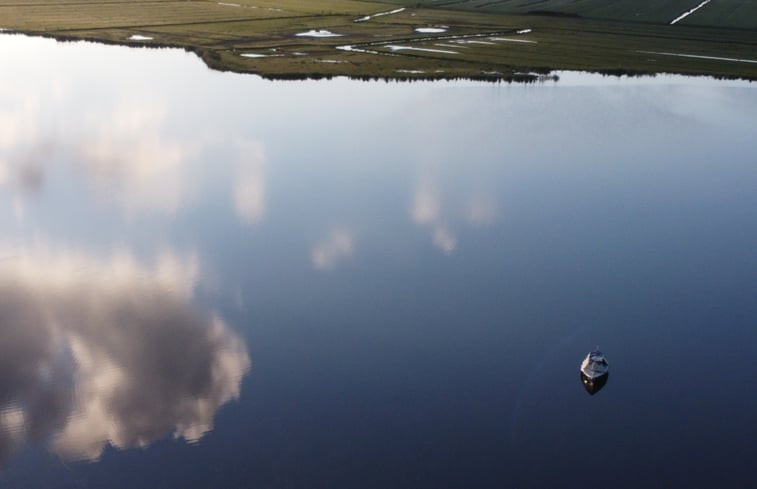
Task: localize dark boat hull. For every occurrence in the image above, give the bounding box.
[580,371,609,395]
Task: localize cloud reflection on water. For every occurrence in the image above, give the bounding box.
[411,178,498,254]
[0,49,269,221]
[233,140,267,225]
[78,101,194,214]
[0,245,250,464]
[465,194,497,226]
[411,183,457,255]
[311,229,354,271]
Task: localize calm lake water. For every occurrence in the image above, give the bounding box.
[0,35,755,488]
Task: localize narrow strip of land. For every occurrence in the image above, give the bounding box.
[0,0,755,81]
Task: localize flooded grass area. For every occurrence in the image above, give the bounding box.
[0,0,755,80]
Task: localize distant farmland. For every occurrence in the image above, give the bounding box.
[382,0,757,29]
[0,0,755,80]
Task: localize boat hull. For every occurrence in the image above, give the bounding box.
[580,371,609,395]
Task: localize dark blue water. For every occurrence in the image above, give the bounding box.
[0,35,755,488]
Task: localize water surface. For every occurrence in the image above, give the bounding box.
[0,35,755,488]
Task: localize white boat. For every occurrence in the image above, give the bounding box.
[580,350,609,379]
[580,350,609,395]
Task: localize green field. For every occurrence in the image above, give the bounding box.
[1,0,756,80]
[382,0,757,29]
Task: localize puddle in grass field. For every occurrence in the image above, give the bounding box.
[670,0,711,25]
[240,53,286,58]
[385,45,458,54]
[296,30,342,38]
[637,50,757,64]
[128,35,153,41]
[415,27,447,33]
[355,7,405,22]
[334,31,532,59]
[490,37,537,44]
[335,45,388,56]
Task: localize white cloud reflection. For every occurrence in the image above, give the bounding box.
[465,194,497,226]
[0,83,55,216]
[311,229,354,271]
[78,101,194,214]
[432,225,457,255]
[0,47,269,221]
[0,244,250,464]
[411,180,498,254]
[411,183,457,255]
[233,140,267,225]
[411,186,441,225]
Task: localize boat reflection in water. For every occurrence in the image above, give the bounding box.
[580,350,609,396]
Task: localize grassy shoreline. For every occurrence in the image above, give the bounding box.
[1,0,756,81]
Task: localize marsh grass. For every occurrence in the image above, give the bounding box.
[1,0,755,80]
